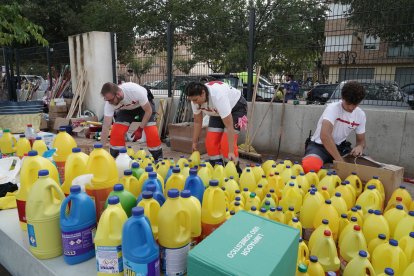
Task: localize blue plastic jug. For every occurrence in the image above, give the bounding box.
[142,172,163,195]
[122,207,160,275]
[60,185,96,265]
[137,184,166,206]
[164,166,174,185]
[184,168,205,204]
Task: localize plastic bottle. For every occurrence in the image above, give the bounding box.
[308,219,331,251]
[138,166,164,193]
[254,184,265,201]
[259,207,269,219]
[385,196,408,213]
[115,148,132,178]
[134,147,147,160]
[300,190,324,241]
[345,172,363,197]
[339,225,367,271]
[137,183,166,207]
[281,165,297,184]
[24,124,37,145]
[403,263,414,276]
[0,129,17,156]
[338,213,350,240]
[317,172,339,197]
[60,185,96,264]
[197,163,211,188]
[296,173,310,194]
[244,192,261,211]
[104,184,136,217]
[285,206,297,225]
[399,232,414,263]
[389,186,412,210]
[251,163,264,183]
[52,126,77,181]
[16,150,60,230]
[356,185,382,214]
[338,216,359,246]
[26,170,65,259]
[313,200,339,241]
[330,192,348,215]
[269,206,285,224]
[372,239,408,275]
[394,211,414,241]
[16,134,31,158]
[342,250,375,276]
[240,168,257,192]
[180,190,202,247]
[224,160,239,182]
[365,176,385,203]
[347,206,364,226]
[385,205,408,239]
[305,170,319,187]
[95,196,128,276]
[266,173,285,200]
[119,169,141,197]
[155,161,169,181]
[261,159,275,176]
[310,230,340,273]
[261,194,277,210]
[297,238,309,265]
[180,163,190,179]
[289,217,303,238]
[201,180,226,239]
[184,168,205,204]
[316,167,328,181]
[176,155,189,170]
[280,183,303,213]
[189,150,201,168]
[165,167,186,195]
[305,255,324,276]
[122,206,160,276]
[319,186,330,201]
[334,181,356,210]
[368,233,388,257]
[131,162,145,183]
[32,136,48,156]
[61,147,89,196]
[137,191,160,241]
[158,189,191,275]
[363,210,390,244]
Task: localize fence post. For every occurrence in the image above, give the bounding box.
[111,32,117,84]
[14,48,20,90]
[46,46,52,90]
[247,6,256,102]
[167,22,174,98]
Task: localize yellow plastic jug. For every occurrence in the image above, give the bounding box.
[0,129,17,156]
[181,163,190,179]
[176,155,189,170]
[339,225,367,270]
[338,214,350,241]
[317,167,328,181]
[281,165,298,184]
[245,192,261,211]
[180,190,202,246]
[266,173,284,200]
[16,134,31,158]
[363,210,390,244]
[368,233,388,257]
[394,211,414,241]
[330,192,348,215]
[385,205,407,239]
[231,201,244,213]
[223,176,239,202]
[261,193,277,210]
[280,183,303,213]
[385,196,408,213]
[133,147,146,160]
[126,145,134,158]
[403,262,414,276]
[240,167,257,191]
[356,185,382,214]
[319,186,330,201]
[300,190,324,241]
[138,166,164,190]
[338,216,359,246]
[268,206,286,223]
[313,200,339,241]
[297,173,310,194]
[213,162,226,187]
[310,230,340,273]
[189,150,201,168]
[16,150,60,230]
[292,161,304,176]
[297,238,310,265]
[26,170,65,259]
[334,181,356,210]
[399,232,414,263]
[164,167,185,195]
[251,163,265,183]
[120,170,141,197]
[365,176,385,203]
[262,159,276,177]
[317,172,339,197]
[259,207,270,219]
[372,239,408,275]
[389,186,412,210]
[342,250,375,276]
[268,188,280,206]
[198,163,212,188]
[285,206,297,225]
[155,161,170,181]
[137,191,160,240]
[257,175,269,194]
[61,148,89,196]
[32,137,48,156]
[52,127,77,180]
[305,170,319,187]
[224,160,239,182]
[308,219,331,251]
[201,180,226,239]
[275,161,287,175]
[289,217,303,238]
[345,172,363,197]
[306,255,325,276]
[254,184,265,201]
[347,206,364,226]
[95,196,128,276]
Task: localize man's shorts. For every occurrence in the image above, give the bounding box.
[304,140,352,164]
[114,101,156,124]
[208,95,247,131]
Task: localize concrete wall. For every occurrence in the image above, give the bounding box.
[157,97,414,174]
[69,32,114,120]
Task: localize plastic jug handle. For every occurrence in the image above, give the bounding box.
[48,183,66,203]
[60,195,71,219]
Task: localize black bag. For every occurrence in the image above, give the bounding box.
[144,86,155,103]
[305,130,312,150]
[337,140,352,156]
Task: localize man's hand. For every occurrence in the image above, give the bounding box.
[132,127,143,142]
[350,145,364,157]
[228,152,236,161]
[192,142,198,152]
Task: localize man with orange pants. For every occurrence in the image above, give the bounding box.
[100,82,163,160]
[186,81,247,171]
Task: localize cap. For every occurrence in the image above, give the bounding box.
[258,184,263,188]
[367,185,376,190]
[325,199,331,204]
[119,148,127,153]
[378,234,386,240]
[209,180,219,187]
[335,192,341,197]
[230,176,234,179]
[270,207,276,212]
[35,137,42,140]
[250,206,257,211]
[269,189,275,193]
[132,207,144,216]
[290,176,296,179]
[59,126,67,131]
[298,264,307,273]
[145,166,154,172]
[38,170,49,176]
[168,189,179,198]
[409,211,414,216]
[373,176,379,179]
[292,217,299,223]
[260,208,267,213]
[28,150,38,156]
[374,210,382,215]
[289,183,294,187]
[265,201,270,206]
[310,169,315,172]
[410,232,414,238]
[94,143,103,148]
[230,211,235,216]
[131,162,139,168]
[3,129,10,132]
[286,165,291,168]
[354,225,361,231]
[19,134,25,138]
[359,250,367,257]
[70,185,81,194]
[235,202,240,206]
[148,172,157,178]
[72,147,81,153]
[181,190,191,198]
[389,239,398,246]
[350,217,357,222]
[124,170,132,176]
[142,191,153,199]
[288,206,294,211]
[322,219,329,224]
[309,255,318,263]
[108,196,120,205]
[114,184,124,191]
[399,185,406,189]
[249,192,256,198]
[190,168,197,175]
[384,268,394,275]
[324,230,331,236]
[146,184,156,192]
[172,167,180,173]
[341,214,348,218]
[277,206,283,211]
[27,124,33,127]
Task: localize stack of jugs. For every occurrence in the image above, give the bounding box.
[201,180,226,239]
[95,196,128,276]
[372,239,408,275]
[32,136,48,156]
[115,148,132,178]
[385,204,407,238]
[281,165,297,184]
[184,168,205,204]
[224,160,239,182]
[122,207,160,275]
[105,184,136,217]
[394,211,414,241]
[61,147,89,196]
[300,189,324,241]
[158,189,191,275]
[16,150,60,230]
[347,206,364,226]
[52,126,77,182]
[137,191,160,240]
[60,185,96,264]
[180,190,202,247]
[85,143,118,220]
[339,225,367,272]
[343,250,375,276]
[120,169,141,197]
[198,163,212,187]
[386,196,408,212]
[356,185,383,214]
[139,166,164,192]
[311,230,340,273]
[26,170,65,259]
[313,199,339,241]
[345,172,363,197]
[0,129,17,157]
[16,134,31,158]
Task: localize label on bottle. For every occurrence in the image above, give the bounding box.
[27,224,37,247]
[62,223,96,257]
[160,244,190,275]
[96,245,123,273]
[124,257,160,276]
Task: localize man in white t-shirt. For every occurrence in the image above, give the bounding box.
[186,81,247,170]
[302,81,367,173]
[100,82,162,159]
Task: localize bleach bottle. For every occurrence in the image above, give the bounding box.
[184,168,205,204]
[60,185,96,265]
[138,191,161,240]
[137,184,166,206]
[105,184,136,217]
[122,207,160,276]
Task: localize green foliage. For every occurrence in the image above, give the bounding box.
[128,58,154,84]
[173,58,197,74]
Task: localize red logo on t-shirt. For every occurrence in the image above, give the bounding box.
[336,118,360,127]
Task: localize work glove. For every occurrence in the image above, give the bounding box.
[132,127,143,142]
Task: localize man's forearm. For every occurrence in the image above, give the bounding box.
[140,111,152,129]
[192,121,202,144]
[322,136,342,161]
[100,125,110,145]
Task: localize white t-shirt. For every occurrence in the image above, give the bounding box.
[103,82,148,117]
[312,101,366,145]
[190,81,241,118]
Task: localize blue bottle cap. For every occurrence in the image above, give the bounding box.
[190,168,197,175]
[322,219,329,224]
[235,196,241,201]
[181,190,191,198]
[70,185,81,194]
[351,171,357,175]
[373,176,379,179]
[367,185,376,190]
[35,136,42,140]
[270,207,276,212]
[292,217,299,222]
[341,181,347,185]
[260,208,267,213]
[119,148,127,153]
[341,214,348,218]
[384,268,394,275]
[286,165,291,168]
[288,206,294,211]
[310,190,315,195]
[351,207,357,212]
[184,164,189,167]
[124,169,132,176]
[344,180,350,184]
[325,199,331,204]
[142,191,153,199]
[235,201,240,206]
[229,176,234,179]
[272,164,277,168]
[168,189,179,198]
[309,255,318,262]
[269,189,274,193]
[131,162,139,168]
[399,185,406,189]
[350,217,357,222]
[230,211,235,215]
[409,211,414,216]
[200,163,206,167]
[335,192,341,197]
[262,175,266,178]
[378,234,386,240]
[368,209,374,214]
[326,171,332,176]
[289,183,294,187]
[277,206,283,211]
[355,205,362,210]
[246,168,250,172]
[251,206,257,211]
[38,170,49,176]
[72,147,81,153]
[132,206,144,216]
[148,172,157,178]
[266,194,271,198]
[374,210,382,215]
[290,176,296,179]
[299,237,303,243]
[172,167,180,173]
[389,239,398,246]
[93,143,102,148]
[209,180,219,187]
[59,126,67,131]
[410,232,414,238]
[300,172,305,176]
[310,170,315,173]
[258,184,263,188]
[114,184,124,191]
[359,250,367,257]
[28,150,38,156]
[235,190,241,194]
[108,196,120,205]
[145,166,154,172]
[265,201,270,206]
[326,272,336,276]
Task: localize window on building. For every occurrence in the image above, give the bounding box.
[325,35,353,52]
[388,44,414,57]
[328,3,350,19]
[339,68,375,81]
[364,35,380,50]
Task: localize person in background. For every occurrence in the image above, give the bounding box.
[302,81,366,173]
[283,73,299,102]
[99,82,163,160]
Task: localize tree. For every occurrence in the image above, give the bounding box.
[128,58,154,84]
[173,57,197,74]
[0,3,48,46]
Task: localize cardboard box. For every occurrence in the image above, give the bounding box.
[53,117,71,131]
[49,104,67,113]
[334,155,404,203]
[188,211,299,276]
[168,122,207,154]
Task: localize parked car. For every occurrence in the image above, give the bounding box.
[327,80,411,110]
[150,75,216,96]
[401,83,414,109]
[306,84,338,104]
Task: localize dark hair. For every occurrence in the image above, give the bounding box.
[341,81,366,105]
[185,81,208,97]
[100,82,119,96]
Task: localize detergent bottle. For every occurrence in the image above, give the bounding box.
[308,219,331,251]
[184,168,205,204]
[142,171,164,196]
[403,263,414,276]
[297,173,310,194]
[334,181,356,210]
[120,169,141,197]
[266,173,284,200]
[319,186,330,201]
[52,126,77,181]
[280,183,303,213]
[141,155,155,169]
[257,175,269,192]
[339,225,368,271]
[356,185,382,214]
[385,197,408,213]
[16,134,31,158]
[61,147,89,196]
[26,170,65,259]
[317,167,328,181]
[292,161,304,176]
[285,206,297,225]
[165,167,185,195]
[363,210,390,244]
[368,233,388,257]
[138,166,164,194]
[261,194,277,209]
[155,161,169,181]
[306,255,325,276]
[85,143,118,220]
[385,205,407,239]
[176,155,189,170]
[259,207,269,219]
[197,163,211,188]
[338,213,350,239]
[240,167,257,192]
[181,163,190,179]
[126,146,135,158]
[137,183,166,207]
[317,172,338,197]
[347,206,364,226]
[342,250,375,276]
[32,137,48,156]
[105,184,136,217]
[201,180,226,239]
[366,176,385,203]
[338,216,359,246]
[137,191,160,240]
[372,239,408,275]
[134,147,147,160]
[222,176,239,203]
[254,184,265,201]
[268,188,279,205]
[244,192,261,211]
[389,186,412,209]
[262,159,277,176]
[330,192,348,215]
[345,172,363,197]
[281,165,297,184]
[122,206,160,276]
[300,190,324,241]
[399,232,414,263]
[313,200,339,241]
[305,170,319,187]
[60,185,96,264]
[0,129,17,156]
[394,211,414,241]
[268,206,285,223]
[252,163,265,183]
[16,150,60,230]
[289,217,303,238]
[297,238,309,265]
[224,160,239,182]
[180,190,202,247]
[266,163,280,177]
[310,230,340,273]
[131,162,145,182]
[115,148,132,178]
[158,189,191,275]
[95,196,128,276]
[189,150,201,168]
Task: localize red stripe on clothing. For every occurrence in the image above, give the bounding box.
[336,118,360,127]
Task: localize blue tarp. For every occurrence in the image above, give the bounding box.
[0,101,43,115]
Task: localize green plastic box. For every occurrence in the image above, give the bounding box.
[188,211,299,276]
